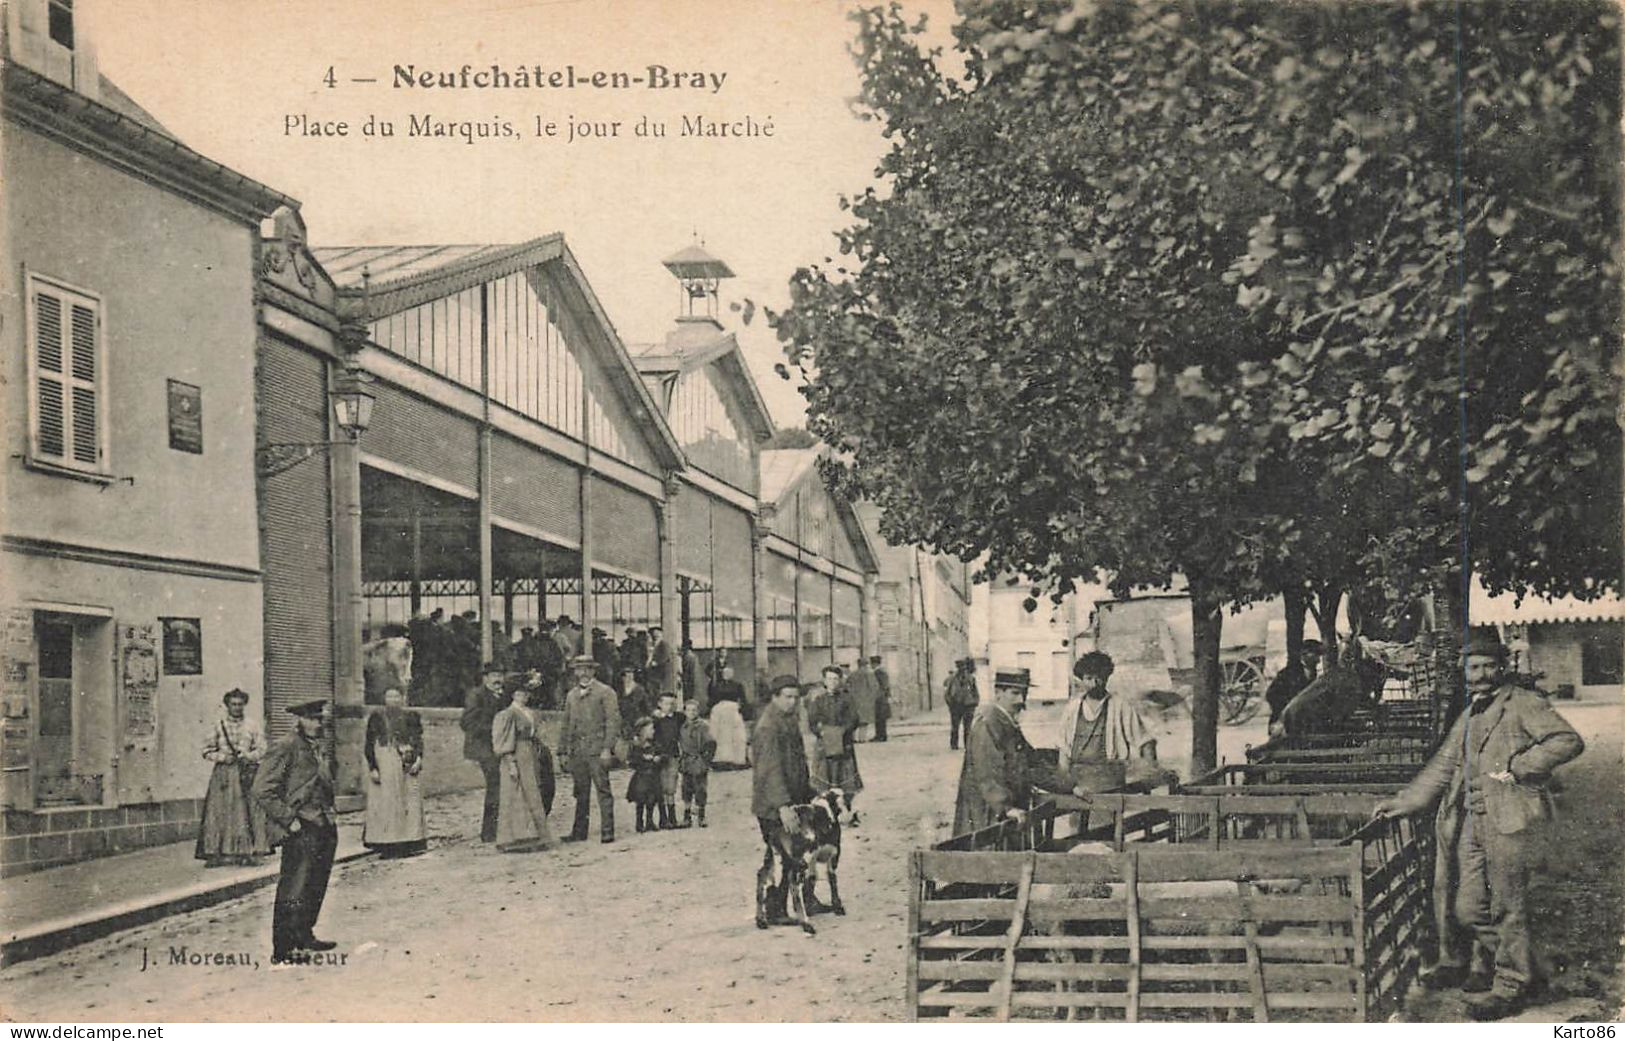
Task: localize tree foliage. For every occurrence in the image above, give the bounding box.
[774,0,1621,772]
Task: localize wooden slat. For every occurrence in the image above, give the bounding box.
[1125,850,1142,1022]
[995,854,1036,1021]
[1238,880,1270,1023]
[1136,895,1356,922]
[917,988,1363,1014]
[917,960,1362,985]
[906,851,922,1022]
[1133,846,1357,882]
[919,851,1126,885]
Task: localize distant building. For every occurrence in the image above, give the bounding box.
[971,576,1107,702]
[851,503,971,716]
[1471,581,1623,700]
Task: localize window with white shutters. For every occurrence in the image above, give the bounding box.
[27,275,106,475]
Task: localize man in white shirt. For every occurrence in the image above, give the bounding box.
[1055,652,1164,790]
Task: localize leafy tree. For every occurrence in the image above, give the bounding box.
[775,0,1620,775]
[764,426,819,450]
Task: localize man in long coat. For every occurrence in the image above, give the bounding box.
[806,664,863,820]
[252,699,339,964]
[460,662,508,843]
[752,675,814,928]
[844,658,881,740]
[560,654,622,843]
[1375,630,1584,1020]
[953,667,1038,836]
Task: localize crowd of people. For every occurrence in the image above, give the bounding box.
[394,610,711,711]
[200,625,1589,1018]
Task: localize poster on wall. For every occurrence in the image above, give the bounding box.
[160,617,203,675]
[119,623,159,738]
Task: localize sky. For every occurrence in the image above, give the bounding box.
[83,0,958,429]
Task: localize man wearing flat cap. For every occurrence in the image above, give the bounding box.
[252,699,338,964]
[1375,629,1584,1020]
[953,667,1040,836]
[560,653,621,842]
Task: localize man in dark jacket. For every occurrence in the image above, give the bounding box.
[1265,638,1321,728]
[870,655,892,742]
[944,658,980,750]
[953,668,1037,836]
[1375,631,1584,1020]
[460,662,508,842]
[252,699,339,964]
[648,626,677,695]
[752,675,814,928]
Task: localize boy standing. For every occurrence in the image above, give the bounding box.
[651,692,684,829]
[677,697,717,827]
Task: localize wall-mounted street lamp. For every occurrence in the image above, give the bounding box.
[258,366,377,478]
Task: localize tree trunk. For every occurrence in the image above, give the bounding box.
[1311,586,1343,669]
[1282,586,1307,669]
[1188,582,1223,779]
[1434,568,1466,723]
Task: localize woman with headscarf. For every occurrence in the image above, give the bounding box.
[196,688,268,867]
[364,687,427,858]
[492,681,557,853]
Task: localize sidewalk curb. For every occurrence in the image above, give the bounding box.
[1,846,376,969]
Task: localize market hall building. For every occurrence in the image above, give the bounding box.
[262,229,880,802]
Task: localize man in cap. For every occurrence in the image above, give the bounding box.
[1374,630,1584,1020]
[560,653,621,842]
[252,699,338,964]
[953,667,1039,836]
[460,662,508,843]
[752,675,815,928]
[943,658,980,751]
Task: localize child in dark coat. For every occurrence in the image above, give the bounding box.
[651,692,684,829]
[625,717,662,833]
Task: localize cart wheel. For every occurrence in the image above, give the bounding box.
[1220,659,1264,725]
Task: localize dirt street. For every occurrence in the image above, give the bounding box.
[1,715,967,1023]
[1,699,1616,1023]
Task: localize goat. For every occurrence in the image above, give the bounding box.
[755,787,849,936]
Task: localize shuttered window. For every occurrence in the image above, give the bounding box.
[28,275,106,474]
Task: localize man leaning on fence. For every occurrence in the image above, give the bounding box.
[952,667,1039,836]
[1373,629,1583,1021]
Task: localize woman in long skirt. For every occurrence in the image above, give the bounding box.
[196,688,268,866]
[364,687,427,858]
[492,684,557,853]
[709,698,750,769]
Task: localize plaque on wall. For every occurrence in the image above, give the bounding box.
[160,617,202,676]
[167,379,203,454]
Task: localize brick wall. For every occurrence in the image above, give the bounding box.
[1,798,203,877]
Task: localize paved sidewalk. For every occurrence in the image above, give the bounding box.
[1,817,372,967]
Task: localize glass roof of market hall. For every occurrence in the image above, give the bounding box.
[313,236,684,476]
